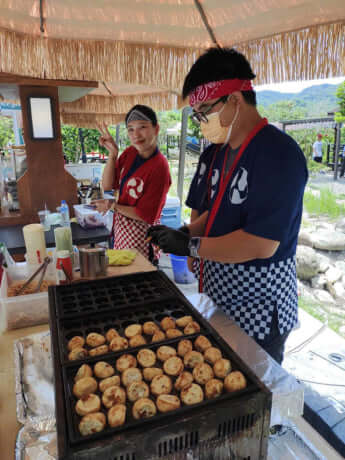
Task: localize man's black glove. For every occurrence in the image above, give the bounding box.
[146,225,191,256]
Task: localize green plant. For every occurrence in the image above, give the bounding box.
[303,187,345,219]
[299,296,345,338]
[0,116,15,148]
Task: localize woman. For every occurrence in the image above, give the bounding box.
[95,105,171,261]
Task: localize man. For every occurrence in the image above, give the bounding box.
[148,48,308,364]
[312,133,323,163]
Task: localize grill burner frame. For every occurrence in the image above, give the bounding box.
[49,270,272,459]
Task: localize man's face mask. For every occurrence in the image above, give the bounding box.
[200,96,239,145]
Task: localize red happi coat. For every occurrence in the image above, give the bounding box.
[112,146,171,259]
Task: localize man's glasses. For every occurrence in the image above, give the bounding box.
[190,95,229,124]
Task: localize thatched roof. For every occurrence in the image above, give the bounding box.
[0,1,344,126]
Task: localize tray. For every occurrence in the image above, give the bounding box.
[63,333,257,445]
[52,271,177,319]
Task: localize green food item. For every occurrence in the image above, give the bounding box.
[54,227,73,256]
[107,249,136,266]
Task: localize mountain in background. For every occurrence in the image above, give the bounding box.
[257,84,339,118]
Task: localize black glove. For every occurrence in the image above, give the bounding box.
[146,225,191,256]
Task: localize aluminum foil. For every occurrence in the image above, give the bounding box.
[15,425,57,460]
[187,293,304,426]
[14,330,56,430]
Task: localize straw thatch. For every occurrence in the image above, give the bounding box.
[60,112,126,128]
[61,92,181,115]
[1,21,344,92]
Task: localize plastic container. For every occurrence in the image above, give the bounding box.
[169,254,195,284]
[161,196,181,229]
[73,204,106,229]
[0,263,55,333]
[60,200,70,227]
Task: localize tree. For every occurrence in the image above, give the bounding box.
[0,116,15,148]
[334,81,345,123]
[258,100,307,122]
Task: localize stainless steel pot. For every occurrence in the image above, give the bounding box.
[79,247,107,278]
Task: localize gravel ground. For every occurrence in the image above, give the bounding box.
[308,171,345,195]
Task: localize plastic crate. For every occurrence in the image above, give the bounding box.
[161,196,181,229]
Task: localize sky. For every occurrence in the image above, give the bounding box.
[255,76,344,93]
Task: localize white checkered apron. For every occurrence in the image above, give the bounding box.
[194,257,298,340]
[113,212,160,260]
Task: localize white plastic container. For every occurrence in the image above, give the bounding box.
[0,263,54,333]
[73,204,106,229]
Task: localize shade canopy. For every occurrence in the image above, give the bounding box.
[0,1,344,126]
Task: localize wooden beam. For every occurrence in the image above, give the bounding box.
[0,72,98,88]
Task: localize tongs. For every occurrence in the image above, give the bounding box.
[17,256,51,296]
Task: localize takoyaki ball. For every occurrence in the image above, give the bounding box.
[108,404,126,428]
[193,362,214,385]
[150,374,172,396]
[109,336,128,352]
[73,377,98,399]
[160,316,176,331]
[129,334,147,348]
[213,359,231,379]
[75,394,101,416]
[177,339,193,357]
[184,350,204,369]
[94,361,115,379]
[124,324,142,339]
[143,321,160,335]
[89,344,109,357]
[105,328,119,343]
[116,354,137,373]
[156,395,181,413]
[166,328,183,339]
[163,356,184,376]
[102,385,126,408]
[151,331,166,343]
[79,412,106,436]
[204,347,222,365]
[184,321,200,335]
[176,316,193,328]
[143,367,163,382]
[174,371,194,391]
[127,381,150,402]
[68,336,85,351]
[99,375,121,393]
[205,379,224,399]
[181,383,204,405]
[68,347,88,361]
[194,335,212,352]
[132,398,156,420]
[122,367,143,387]
[137,349,156,368]
[86,332,106,348]
[74,364,92,382]
[157,345,176,362]
[224,371,247,393]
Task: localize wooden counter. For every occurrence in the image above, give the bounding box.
[0,255,155,458]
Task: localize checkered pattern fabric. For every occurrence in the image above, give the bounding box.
[113,212,160,260]
[194,257,298,341]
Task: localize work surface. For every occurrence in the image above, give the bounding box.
[0,222,111,255]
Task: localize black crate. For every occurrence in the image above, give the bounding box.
[49,271,272,460]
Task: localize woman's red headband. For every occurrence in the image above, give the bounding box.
[189,79,253,107]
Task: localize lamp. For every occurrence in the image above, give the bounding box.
[27,96,56,140]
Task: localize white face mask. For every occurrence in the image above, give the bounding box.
[200,97,239,145]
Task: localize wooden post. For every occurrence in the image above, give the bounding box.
[16,85,77,222]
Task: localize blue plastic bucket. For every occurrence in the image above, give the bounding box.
[169,254,195,284]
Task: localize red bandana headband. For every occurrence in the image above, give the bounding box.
[189,79,253,107]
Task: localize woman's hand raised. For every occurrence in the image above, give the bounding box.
[97,122,119,158]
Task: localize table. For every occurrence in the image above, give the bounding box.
[0,223,111,255]
[0,255,156,458]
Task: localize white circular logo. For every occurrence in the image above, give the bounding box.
[229,167,248,204]
[210,168,220,199]
[127,177,144,199]
[197,162,207,185]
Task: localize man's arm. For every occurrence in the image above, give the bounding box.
[187,211,209,236]
[198,229,279,263]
